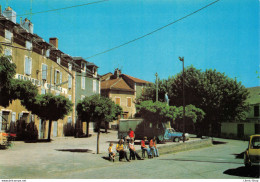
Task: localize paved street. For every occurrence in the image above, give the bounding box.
[0,130,259,179]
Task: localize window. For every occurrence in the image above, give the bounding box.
[5,29,12,40]
[255,124,260,134]
[254,105,259,117]
[81,95,85,100]
[11,112,16,123]
[4,48,12,62]
[4,48,12,56]
[46,49,50,57]
[57,57,61,64]
[93,80,96,93]
[41,88,46,95]
[115,97,120,105]
[42,64,47,80]
[26,41,32,50]
[127,97,132,107]
[68,74,72,89]
[25,56,32,75]
[81,63,86,72]
[68,116,72,124]
[81,76,85,89]
[68,95,71,101]
[68,63,72,71]
[54,70,60,84]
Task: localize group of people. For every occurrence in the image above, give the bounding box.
[108,128,159,162]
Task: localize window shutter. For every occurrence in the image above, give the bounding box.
[25,57,28,74]
[93,80,96,93]
[11,112,16,122]
[42,64,47,80]
[60,72,62,84]
[68,75,72,89]
[54,70,57,84]
[81,76,85,89]
[29,58,32,75]
[0,111,2,131]
[18,113,22,120]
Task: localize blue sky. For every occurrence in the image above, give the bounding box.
[3,0,259,87]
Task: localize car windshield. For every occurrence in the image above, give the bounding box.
[251,136,260,149]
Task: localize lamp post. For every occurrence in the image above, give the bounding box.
[155,72,158,102]
[179,57,185,143]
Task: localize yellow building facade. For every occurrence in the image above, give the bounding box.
[0,8,76,139]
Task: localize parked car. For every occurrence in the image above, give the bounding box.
[244,134,260,168]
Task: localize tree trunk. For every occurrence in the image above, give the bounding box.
[97,127,100,154]
[47,120,52,142]
[86,121,89,137]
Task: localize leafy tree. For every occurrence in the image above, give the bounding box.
[174,105,205,134]
[0,50,38,108]
[140,66,249,136]
[76,95,122,154]
[0,53,16,107]
[136,100,178,126]
[25,94,73,141]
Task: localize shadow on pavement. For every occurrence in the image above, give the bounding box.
[232,152,245,159]
[24,139,51,143]
[223,166,260,178]
[212,140,227,145]
[159,158,242,165]
[55,149,92,153]
[102,156,112,161]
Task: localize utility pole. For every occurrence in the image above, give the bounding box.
[179,57,185,143]
[155,72,158,102]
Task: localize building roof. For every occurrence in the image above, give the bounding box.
[100,72,113,81]
[101,78,134,92]
[121,74,151,84]
[246,86,260,105]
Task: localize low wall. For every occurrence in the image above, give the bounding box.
[108,138,212,161]
[153,138,212,155]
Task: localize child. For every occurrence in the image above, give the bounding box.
[108,142,116,162]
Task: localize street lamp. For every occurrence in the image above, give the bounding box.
[179,57,185,143]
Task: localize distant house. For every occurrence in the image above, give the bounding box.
[101,68,150,128]
[221,86,260,139]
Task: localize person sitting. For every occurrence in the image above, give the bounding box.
[108,142,116,162]
[116,139,130,162]
[128,139,143,160]
[149,137,159,157]
[141,137,152,158]
[153,137,159,157]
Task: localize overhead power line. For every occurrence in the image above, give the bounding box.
[85,0,220,59]
[4,0,109,18]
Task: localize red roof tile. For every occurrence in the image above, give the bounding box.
[101,78,134,92]
[121,74,151,84]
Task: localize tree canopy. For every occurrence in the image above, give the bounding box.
[139,66,249,136]
[76,95,122,153]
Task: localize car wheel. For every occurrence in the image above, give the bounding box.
[174,137,180,142]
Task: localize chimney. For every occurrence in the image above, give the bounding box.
[114,68,121,78]
[3,7,16,24]
[21,18,34,34]
[49,38,58,48]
